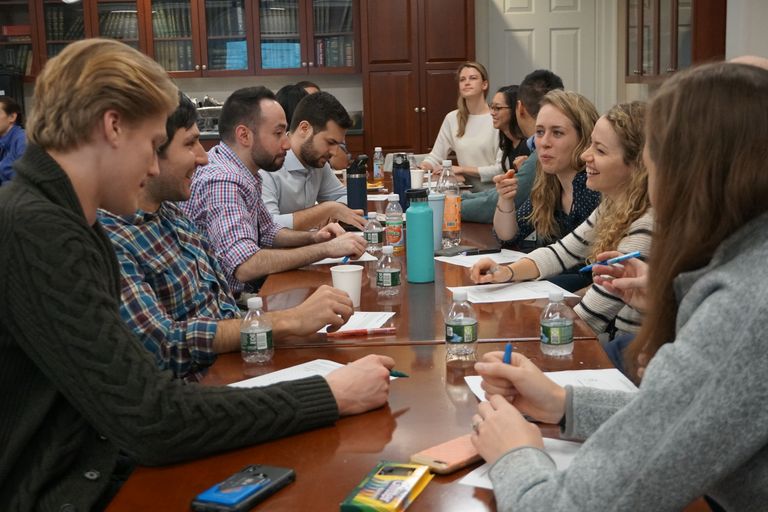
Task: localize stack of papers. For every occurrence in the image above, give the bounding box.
[447,281,577,303]
[311,252,378,265]
[317,311,395,334]
[435,249,526,268]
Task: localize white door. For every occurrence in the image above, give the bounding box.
[486,0,618,112]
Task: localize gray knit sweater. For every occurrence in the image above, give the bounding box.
[0,145,340,511]
[489,210,768,511]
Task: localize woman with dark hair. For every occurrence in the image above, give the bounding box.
[469,62,768,511]
[491,85,529,173]
[0,95,26,186]
[276,83,308,128]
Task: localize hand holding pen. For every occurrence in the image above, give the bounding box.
[590,250,649,313]
[470,257,512,284]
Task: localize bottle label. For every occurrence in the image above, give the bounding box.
[364,230,384,245]
[373,161,382,179]
[445,322,477,344]
[376,269,401,287]
[540,323,573,346]
[443,196,462,232]
[241,329,273,351]
[386,221,404,247]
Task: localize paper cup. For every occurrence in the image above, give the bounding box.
[410,168,425,189]
[330,264,364,308]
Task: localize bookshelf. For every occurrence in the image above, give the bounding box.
[0,0,35,76]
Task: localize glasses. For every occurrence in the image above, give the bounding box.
[488,104,512,113]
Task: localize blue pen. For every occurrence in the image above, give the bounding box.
[579,251,642,273]
[340,256,350,264]
[503,342,513,364]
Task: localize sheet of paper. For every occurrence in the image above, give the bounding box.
[311,252,378,265]
[317,311,396,334]
[464,368,636,403]
[459,438,582,489]
[447,281,577,303]
[228,359,343,388]
[435,249,527,268]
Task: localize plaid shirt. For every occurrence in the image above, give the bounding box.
[98,202,240,382]
[181,142,282,295]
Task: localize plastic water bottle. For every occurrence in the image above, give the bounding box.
[437,159,461,248]
[540,291,575,356]
[370,146,384,188]
[445,290,478,363]
[240,297,273,364]
[363,212,384,254]
[376,246,401,296]
[404,188,434,283]
[385,193,404,255]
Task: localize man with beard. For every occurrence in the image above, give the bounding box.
[100,94,359,381]
[260,91,366,230]
[183,86,366,296]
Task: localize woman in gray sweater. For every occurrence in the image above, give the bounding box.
[470,61,768,510]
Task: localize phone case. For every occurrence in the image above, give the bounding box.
[410,434,482,474]
[190,464,295,512]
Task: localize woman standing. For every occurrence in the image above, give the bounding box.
[0,96,26,186]
[473,100,652,336]
[470,61,768,512]
[420,62,499,192]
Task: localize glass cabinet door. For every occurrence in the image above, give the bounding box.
[96,0,140,50]
[311,0,353,69]
[258,0,301,69]
[0,0,34,75]
[42,0,84,59]
[204,0,248,71]
[150,0,194,72]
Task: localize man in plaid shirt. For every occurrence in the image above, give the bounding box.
[182,86,366,297]
[99,95,357,381]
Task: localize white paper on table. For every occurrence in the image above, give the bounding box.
[459,438,582,489]
[447,281,577,303]
[464,369,637,404]
[317,311,396,334]
[311,252,378,265]
[435,249,527,268]
[228,359,343,388]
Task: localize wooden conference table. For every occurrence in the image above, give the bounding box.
[106,222,710,511]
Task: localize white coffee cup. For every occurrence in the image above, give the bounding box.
[410,168,425,189]
[330,264,364,307]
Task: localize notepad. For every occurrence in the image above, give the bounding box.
[317,311,396,334]
[312,252,378,265]
[435,249,527,268]
[447,281,577,303]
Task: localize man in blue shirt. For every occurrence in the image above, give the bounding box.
[99,95,359,381]
[0,96,26,186]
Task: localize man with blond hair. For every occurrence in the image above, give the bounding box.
[0,39,393,510]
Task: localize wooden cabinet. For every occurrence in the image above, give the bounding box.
[0,0,39,77]
[255,0,360,75]
[361,0,474,157]
[625,0,725,83]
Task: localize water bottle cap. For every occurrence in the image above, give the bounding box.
[382,245,393,254]
[548,291,564,302]
[247,297,263,310]
[442,160,452,167]
[375,146,382,152]
[406,188,428,199]
[367,212,377,219]
[452,290,468,302]
[388,193,399,201]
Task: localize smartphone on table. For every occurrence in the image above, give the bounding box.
[410,434,482,474]
[190,464,295,512]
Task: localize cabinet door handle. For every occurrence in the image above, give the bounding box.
[201,64,207,71]
[420,107,426,113]
[632,70,641,75]
[665,67,675,73]
[414,107,419,112]
[195,64,200,71]
[309,61,314,66]
[302,61,307,67]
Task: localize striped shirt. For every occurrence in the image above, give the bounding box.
[98,203,240,382]
[526,208,654,336]
[181,142,283,295]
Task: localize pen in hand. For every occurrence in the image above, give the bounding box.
[389,370,409,378]
[503,342,513,364]
[579,251,641,273]
[340,255,350,264]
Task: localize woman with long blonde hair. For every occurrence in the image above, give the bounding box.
[473,100,653,337]
[420,61,500,191]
